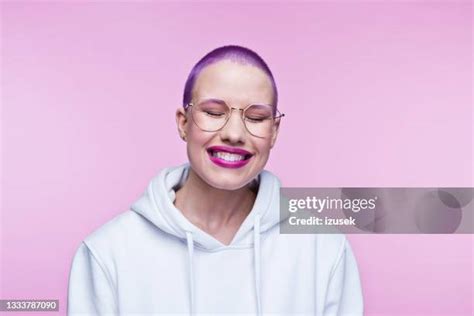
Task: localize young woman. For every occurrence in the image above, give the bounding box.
[68,45,363,315]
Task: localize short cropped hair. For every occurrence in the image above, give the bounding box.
[183,45,278,108]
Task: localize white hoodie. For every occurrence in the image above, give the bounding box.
[68,164,363,316]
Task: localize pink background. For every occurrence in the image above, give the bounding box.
[1,2,472,315]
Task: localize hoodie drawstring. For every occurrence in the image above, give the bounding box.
[184,214,262,316]
[253,213,262,316]
[186,231,195,315]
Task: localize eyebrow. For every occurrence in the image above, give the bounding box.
[196,97,274,107]
[198,98,227,105]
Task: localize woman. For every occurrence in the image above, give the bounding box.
[68,45,363,315]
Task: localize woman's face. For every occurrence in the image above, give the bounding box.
[176,60,280,191]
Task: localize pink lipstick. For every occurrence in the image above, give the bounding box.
[206,146,253,169]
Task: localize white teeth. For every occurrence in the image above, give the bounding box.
[212,151,246,162]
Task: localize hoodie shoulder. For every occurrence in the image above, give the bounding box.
[83,211,146,253]
[310,233,350,276]
[317,233,347,255]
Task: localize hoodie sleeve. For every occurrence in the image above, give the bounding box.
[323,237,364,316]
[67,242,118,316]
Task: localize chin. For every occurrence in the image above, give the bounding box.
[189,153,266,191]
[204,173,251,191]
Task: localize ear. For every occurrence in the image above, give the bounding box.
[176,107,188,142]
[270,119,281,148]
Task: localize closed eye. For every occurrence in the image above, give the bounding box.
[246,116,269,123]
[205,111,226,117]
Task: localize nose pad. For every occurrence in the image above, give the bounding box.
[219,109,247,143]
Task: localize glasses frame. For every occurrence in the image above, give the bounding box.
[184,98,285,138]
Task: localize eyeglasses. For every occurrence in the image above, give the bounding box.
[184,98,285,138]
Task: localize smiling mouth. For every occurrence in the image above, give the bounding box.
[207,150,252,162]
[206,147,253,168]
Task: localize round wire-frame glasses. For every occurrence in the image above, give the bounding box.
[184,98,285,138]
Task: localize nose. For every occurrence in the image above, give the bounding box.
[219,109,247,144]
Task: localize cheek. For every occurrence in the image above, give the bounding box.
[187,123,209,144]
[186,128,213,159]
[255,139,273,156]
[252,140,273,169]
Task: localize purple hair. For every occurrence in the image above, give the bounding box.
[183,45,278,108]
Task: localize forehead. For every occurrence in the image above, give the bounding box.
[192,60,274,106]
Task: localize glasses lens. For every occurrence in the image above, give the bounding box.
[244,104,275,137]
[192,100,229,132]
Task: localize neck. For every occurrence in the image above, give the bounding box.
[174,167,257,242]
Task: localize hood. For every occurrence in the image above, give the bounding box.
[130,163,282,251]
[130,163,283,315]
